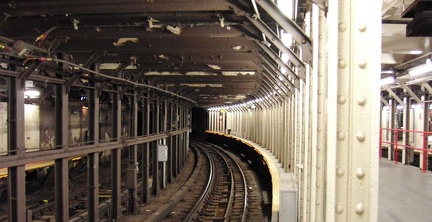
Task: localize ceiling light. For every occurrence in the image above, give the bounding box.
[24,89,40,98]
[409,50,423,55]
[207,64,221,70]
[380,76,395,86]
[408,63,432,77]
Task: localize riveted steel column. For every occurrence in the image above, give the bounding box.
[160,99,168,189]
[327,0,380,220]
[388,99,396,160]
[179,106,184,169]
[313,5,327,221]
[126,92,139,213]
[111,91,122,221]
[289,95,295,172]
[178,105,183,169]
[167,101,173,184]
[213,110,217,131]
[173,103,179,177]
[211,110,215,131]
[420,95,429,170]
[152,97,159,195]
[304,7,317,222]
[141,95,150,204]
[54,83,69,221]
[88,76,100,221]
[402,97,411,165]
[180,104,187,169]
[274,104,279,155]
[7,77,26,222]
[300,75,309,221]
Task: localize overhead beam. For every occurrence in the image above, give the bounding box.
[400,84,421,104]
[259,54,299,88]
[56,36,259,53]
[255,0,313,64]
[311,0,327,12]
[98,61,129,93]
[65,51,104,88]
[380,97,390,106]
[245,15,305,73]
[422,82,432,95]
[254,39,304,79]
[382,86,404,105]
[143,75,257,83]
[1,1,236,16]
[262,64,294,91]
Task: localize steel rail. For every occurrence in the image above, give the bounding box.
[213,145,248,222]
[182,143,216,222]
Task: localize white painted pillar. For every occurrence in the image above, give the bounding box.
[326,0,380,221]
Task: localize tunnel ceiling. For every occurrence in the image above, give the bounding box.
[0,0,304,107]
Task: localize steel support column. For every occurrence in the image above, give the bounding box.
[127,92,139,213]
[420,95,429,170]
[54,84,69,221]
[173,103,179,177]
[111,91,122,221]
[389,100,396,160]
[167,101,173,184]
[326,0,380,220]
[313,5,327,221]
[141,95,150,204]
[402,97,411,165]
[88,77,100,221]
[152,97,159,195]
[7,77,26,222]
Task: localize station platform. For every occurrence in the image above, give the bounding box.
[379,159,432,222]
[216,134,297,222]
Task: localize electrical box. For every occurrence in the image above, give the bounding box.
[158,144,168,162]
[126,166,137,189]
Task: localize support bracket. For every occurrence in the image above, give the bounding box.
[245,14,306,74]
[400,84,421,104]
[311,0,328,13]
[421,82,432,95]
[255,0,313,64]
[383,86,404,105]
[380,97,390,106]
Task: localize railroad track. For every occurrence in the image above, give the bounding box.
[147,140,254,222]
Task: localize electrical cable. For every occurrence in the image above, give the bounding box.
[37,57,198,105]
[35,26,58,43]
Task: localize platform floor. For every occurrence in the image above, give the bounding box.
[379,159,432,222]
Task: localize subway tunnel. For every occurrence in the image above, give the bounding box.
[0,0,428,221]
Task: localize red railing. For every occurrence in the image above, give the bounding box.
[380,128,432,173]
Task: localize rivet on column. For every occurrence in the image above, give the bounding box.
[355,203,365,215]
[338,22,347,32]
[336,167,345,177]
[356,95,366,106]
[358,22,367,32]
[337,131,346,140]
[358,58,367,68]
[338,59,347,68]
[336,204,344,214]
[355,167,365,179]
[355,131,366,142]
[338,95,346,105]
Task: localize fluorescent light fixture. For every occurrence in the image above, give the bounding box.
[381,70,394,74]
[380,76,395,86]
[408,63,432,77]
[409,50,423,55]
[24,89,40,98]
